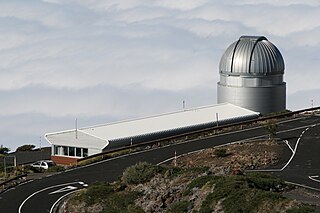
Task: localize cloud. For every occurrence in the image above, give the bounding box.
[0,0,320,150]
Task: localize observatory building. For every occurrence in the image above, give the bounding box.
[46,35,288,164]
[46,103,259,164]
[217,36,286,115]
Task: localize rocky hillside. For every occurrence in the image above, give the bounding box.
[65,140,318,213]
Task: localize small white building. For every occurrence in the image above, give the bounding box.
[45,103,259,164]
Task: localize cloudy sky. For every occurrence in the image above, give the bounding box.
[1,0,320,151]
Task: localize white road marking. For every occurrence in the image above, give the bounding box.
[49,182,88,213]
[49,186,78,195]
[283,140,294,154]
[161,123,320,175]
[285,181,320,192]
[18,181,84,213]
[49,191,78,213]
[280,126,312,171]
[309,175,320,183]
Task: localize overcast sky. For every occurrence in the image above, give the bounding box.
[1,0,320,151]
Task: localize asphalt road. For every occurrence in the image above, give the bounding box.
[271,116,320,190]
[1,115,320,213]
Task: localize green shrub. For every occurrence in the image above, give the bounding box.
[46,165,65,173]
[16,144,35,152]
[184,175,222,195]
[246,172,285,191]
[101,191,142,213]
[221,189,283,213]
[286,206,316,213]
[214,148,229,157]
[123,162,160,185]
[162,166,184,177]
[72,182,143,212]
[76,182,114,205]
[199,174,287,213]
[167,201,193,213]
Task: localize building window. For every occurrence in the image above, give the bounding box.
[76,148,82,157]
[54,146,64,155]
[69,147,75,156]
[54,146,59,155]
[63,146,68,156]
[83,148,88,157]
[53,145,88,158]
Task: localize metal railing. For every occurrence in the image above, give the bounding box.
[0,174,27,193]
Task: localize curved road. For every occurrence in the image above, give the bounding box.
[273,119,320,189]
[1,115,320,212]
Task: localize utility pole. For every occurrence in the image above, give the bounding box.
[4,157,6,177]
[216,113,219,127]
[40,136,42,160]
[75,118,78,139]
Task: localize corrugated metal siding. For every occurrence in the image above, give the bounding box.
[104,114,258,150]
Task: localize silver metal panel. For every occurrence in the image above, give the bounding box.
[219,36,284,76]
[217,83,286,115]
[219,74,283,87]
[218,35,286,115]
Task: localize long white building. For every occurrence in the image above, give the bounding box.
[45,103,259,164]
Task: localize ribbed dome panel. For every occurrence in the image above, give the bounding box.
[219,36,284,76]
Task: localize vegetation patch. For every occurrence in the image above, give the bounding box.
[214,148,229,157]
[167,200,193,213]
[71,182,143,213]
[74,183,114,205]
[66,160,318,213]
[246,172,286,191]
[46,165,65,173]
[122,162,161,185]
[199,173,294,213]
[16,144,35,152]
[286,206,316,213]
[184,175,222,196]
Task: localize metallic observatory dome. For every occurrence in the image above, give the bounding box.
[217,35,286,115]
[219,36,284,76]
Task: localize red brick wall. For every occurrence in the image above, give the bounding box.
[51,155,78,165]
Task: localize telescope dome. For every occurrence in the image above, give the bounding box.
[217,35,286,115]
[219,36,284,76]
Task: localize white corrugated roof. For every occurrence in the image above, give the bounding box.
[45,103,259,150]
[45,129,108,151]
